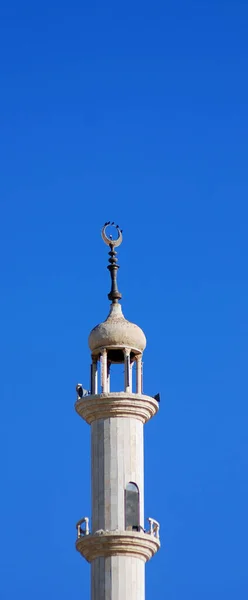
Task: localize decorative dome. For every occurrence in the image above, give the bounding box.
[89,303,146,355]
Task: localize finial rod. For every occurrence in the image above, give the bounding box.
[101,222,123,304]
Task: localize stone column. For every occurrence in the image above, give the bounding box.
[91,357,98,394]
[101,349,108,393]
[136,355,142,394]
[107,361,111,393]
[124,349,132,393]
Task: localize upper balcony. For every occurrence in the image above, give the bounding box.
[75,391,159,424]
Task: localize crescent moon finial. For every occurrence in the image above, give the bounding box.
[101,223,123,248]
[101,222,123,304]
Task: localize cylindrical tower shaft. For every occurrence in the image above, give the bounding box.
[76,392,159,600]
[91,556,144,600]
[91,417,144,533]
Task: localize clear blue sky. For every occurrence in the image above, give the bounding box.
[0,1,247,598]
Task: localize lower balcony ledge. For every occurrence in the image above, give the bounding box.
[76,530,160,563]
[75,392,159,424]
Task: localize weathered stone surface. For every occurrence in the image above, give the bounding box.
[76,530,160,563]
[75,392,159,424]
[89,303,146,354]
[91,556,145,600]
[91,417,144,533]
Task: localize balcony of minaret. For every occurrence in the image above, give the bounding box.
[75,516,160,563]
[75,348,159,424]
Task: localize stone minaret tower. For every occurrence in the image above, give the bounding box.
[75,224,160,600]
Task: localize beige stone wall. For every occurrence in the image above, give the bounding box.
[91,417,144,533]
[91,556,145,600]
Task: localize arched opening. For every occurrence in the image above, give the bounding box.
[106,349,124,392]
[125,482,140,531]
[91,349,139,394]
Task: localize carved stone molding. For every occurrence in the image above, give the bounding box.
[76,530,160,563]
[75,392,159,424]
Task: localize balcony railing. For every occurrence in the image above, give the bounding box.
[76,516,160,540]
[147,517,160,539]
[76,517,90,538]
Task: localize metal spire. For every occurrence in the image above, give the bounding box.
[101,222,123,304]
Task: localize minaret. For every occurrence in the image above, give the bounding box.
[75,224,160,600]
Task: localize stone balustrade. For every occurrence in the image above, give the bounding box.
[147,518,160,539]
[76,517,160,541]
[76,517,90,538]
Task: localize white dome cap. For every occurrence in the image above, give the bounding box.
[89,303,146,354]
